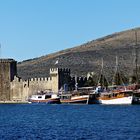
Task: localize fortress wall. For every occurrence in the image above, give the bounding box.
[28,77,53,97]
[0,58,69,102]
[10,73,59,101]
[27,68,59,96]
[10,77,29,101]
[9,68,70,101]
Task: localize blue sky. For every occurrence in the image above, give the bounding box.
[0,0,140,61]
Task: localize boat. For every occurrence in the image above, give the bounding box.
[28,93,60,104]
[132,95,140,104]
[97,89,133,105]
[93,57,133,105]
[59,88,94,104]
[60,93,90,104]
[131,84,140,104]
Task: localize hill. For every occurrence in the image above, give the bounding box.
[17,27,140,81]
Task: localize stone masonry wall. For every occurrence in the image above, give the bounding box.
[10,68,59,101]
[0,59,17,101]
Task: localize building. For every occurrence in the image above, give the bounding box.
[0,58,88,102]
[0,58,71,102]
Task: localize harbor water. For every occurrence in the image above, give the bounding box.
[0,104,140,140]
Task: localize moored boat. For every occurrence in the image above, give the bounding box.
[29,93,60,104]
[60,93,90,104]
[98,89,133,105]
[92,56,134,105]
[132,87,140,104]
[59,86,95,104]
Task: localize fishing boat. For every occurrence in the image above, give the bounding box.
[28,93,60,104]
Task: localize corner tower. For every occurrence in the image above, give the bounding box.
[0,59,17,100]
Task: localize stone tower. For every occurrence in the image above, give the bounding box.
[50,68,71,92]
[0,59,17,101]
[50,68,59,93]
[58,68,70,90]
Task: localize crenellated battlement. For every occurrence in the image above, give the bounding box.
[0,59,16,63]
[58,68,70,73]
[50,68,59,75]
[9,67,72,101]
[50,68,70,75]
[29,77,51,82]
[13,76,23,82]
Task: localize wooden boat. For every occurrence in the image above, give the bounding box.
[93,56,134,105]
[59,86,95,104]
[29,93,60,104]
[98,89,133,105]
[59,91,92,104]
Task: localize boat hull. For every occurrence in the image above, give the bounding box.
[132,97,140,104]
[99,96,133,105]
[29,98,61,104]
[60,96,89,104]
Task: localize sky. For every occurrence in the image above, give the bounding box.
[0,0,140,62]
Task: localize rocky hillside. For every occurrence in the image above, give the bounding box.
[17,27,140,81]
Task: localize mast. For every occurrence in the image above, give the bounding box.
[112,56,126,88]
[98,58,104,86]
[101,58,104,87]
[134,30,138,83]
[115,56,118,75]
[98,58,108,87]
[112,56,118,85]
[75,75,78,91]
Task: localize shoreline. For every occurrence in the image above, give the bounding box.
[0,101,29,104]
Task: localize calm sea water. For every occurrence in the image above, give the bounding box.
[0,104,140,140]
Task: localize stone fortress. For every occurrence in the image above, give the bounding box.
[0,58,72,102]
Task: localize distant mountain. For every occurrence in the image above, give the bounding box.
[17,27,140,81]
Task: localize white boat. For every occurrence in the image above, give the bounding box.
[29,93,60,104]
[98,90,133,105]
[93,56,133,105]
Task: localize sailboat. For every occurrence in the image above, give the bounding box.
[96,57,133,105]
[130,30,140,104]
